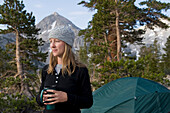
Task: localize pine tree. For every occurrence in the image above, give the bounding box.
[79,0,169,60]
[161,36,170,75]
[0,46,14,75]
[79,46,88,65]
[0,0,47,94]
[91,39,169,90]
[139,39,164,81]
[0,0,47,112]
[78,0,169,87]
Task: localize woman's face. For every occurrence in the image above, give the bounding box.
[50,38,65,57]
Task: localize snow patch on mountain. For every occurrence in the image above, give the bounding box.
[124,19,170,58]
[0,24,7,30]
[48,21,57,32]
[42,30,47,34]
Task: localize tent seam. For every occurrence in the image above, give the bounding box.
[134,77,139,113]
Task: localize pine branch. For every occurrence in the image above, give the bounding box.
[0,70,16,79]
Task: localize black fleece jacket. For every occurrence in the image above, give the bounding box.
[36,65,93,113]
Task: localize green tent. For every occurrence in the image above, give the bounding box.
[81,77,170,113]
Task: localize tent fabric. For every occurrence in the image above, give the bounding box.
[81,77,170,113]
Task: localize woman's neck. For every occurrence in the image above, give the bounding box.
[57,57,63,64]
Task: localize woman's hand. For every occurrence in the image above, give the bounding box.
[43,91,48,103]
[43,90,68,105]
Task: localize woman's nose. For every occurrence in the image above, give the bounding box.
[50,42,55,48]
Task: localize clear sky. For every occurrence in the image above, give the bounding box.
[22,0,95,29]
[0,0,169,29]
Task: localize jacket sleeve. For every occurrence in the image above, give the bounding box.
[36,65,47,106]
[67,67,93,109]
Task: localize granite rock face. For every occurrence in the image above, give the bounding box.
[123,19,170,59]
[0,33,15,49]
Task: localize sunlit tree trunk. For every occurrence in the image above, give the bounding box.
[15,29,23,75]
[115,0,121,61]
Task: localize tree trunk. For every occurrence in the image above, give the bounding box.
[16,30,23,75]
[2,29,32,97]
[115,0,121,61]
[107,28,117,61]
[16,30,25,95]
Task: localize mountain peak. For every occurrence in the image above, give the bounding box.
[53,12,59,16]
[37,12,80,33]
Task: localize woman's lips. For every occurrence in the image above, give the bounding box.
[52,49,57,52]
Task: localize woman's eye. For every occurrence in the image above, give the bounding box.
[55,41,60,42]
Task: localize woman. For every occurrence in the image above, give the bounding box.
[36,26,93,113]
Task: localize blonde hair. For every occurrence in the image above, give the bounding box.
[47,43,84,75]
